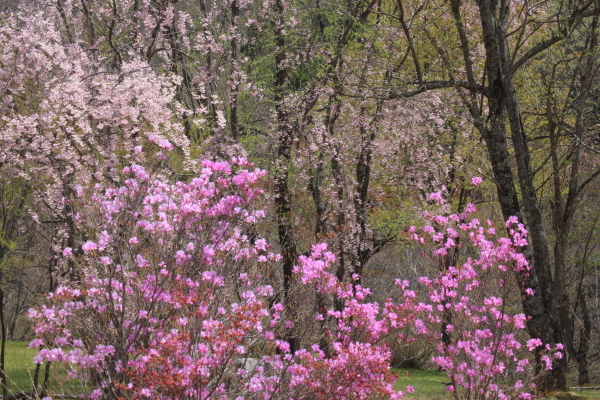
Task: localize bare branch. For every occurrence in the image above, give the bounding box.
[511,35,565,76]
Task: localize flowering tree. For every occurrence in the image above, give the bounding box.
[376,0,600,389]
[0,5,188,272]
[0,7,191,394]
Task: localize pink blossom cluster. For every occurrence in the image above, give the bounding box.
[28,158,561,400]
[406,204,562,400]
[0,8,191,246]
[29,160,405,400]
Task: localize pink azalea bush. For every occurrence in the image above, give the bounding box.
[28,163,558,399]
[405,205,562,400]
[28,160,407,400]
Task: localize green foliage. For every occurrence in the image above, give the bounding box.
[368,193,422,241]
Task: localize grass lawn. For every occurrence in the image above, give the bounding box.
[2,341,38,393]
[393,368,451,399]
[1,341,83,396]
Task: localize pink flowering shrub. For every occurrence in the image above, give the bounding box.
[405,205,562,400]
[28,163,560,400]
[28,160,406,400]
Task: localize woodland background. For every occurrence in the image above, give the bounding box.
[0,0,600,397]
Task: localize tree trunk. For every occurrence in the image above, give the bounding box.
[272,0,299,354]
[229,0,240,139]
[0,286,7,400]
[475,0,566,391]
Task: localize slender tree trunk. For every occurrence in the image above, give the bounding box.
[0,286,6,400]
[8,281,23,340]
[575,285,591,386]
[230,0,240,140]
[272,0,299,354]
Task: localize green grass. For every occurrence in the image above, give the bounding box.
[2,341,38,393]
[0,341,82,396]
[553,392,600,399]
[393,368,450,399]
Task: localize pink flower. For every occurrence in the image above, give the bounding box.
[429,191,444,204]
[541,355,552,370]
[514,380,524,389]
[526,338,543,351]
[158,139,173,150]
[471,176,483,186]
[81,241,98,252]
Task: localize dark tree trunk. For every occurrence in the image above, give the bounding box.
[0,286,6,400]
[229,0,240,139]
[475,0,566,391]
[272,0,299,354]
